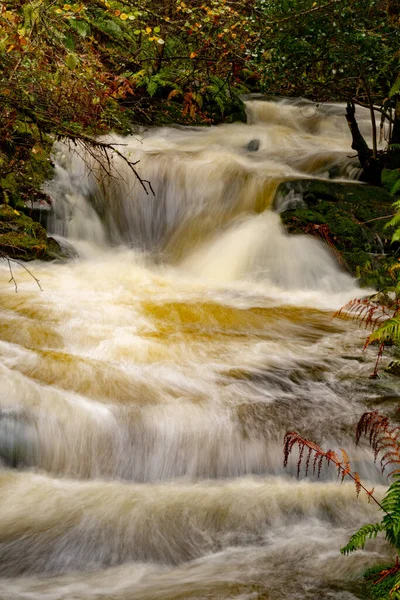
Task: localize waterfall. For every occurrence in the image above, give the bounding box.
[0,99,389,600]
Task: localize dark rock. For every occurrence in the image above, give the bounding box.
[278,179,397,289]
[0,204,66,261]
[247,139,260,152]
[385,361,400,377]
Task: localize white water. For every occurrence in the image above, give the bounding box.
[0,99,395,599]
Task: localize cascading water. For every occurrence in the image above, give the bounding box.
[0,99,394,599]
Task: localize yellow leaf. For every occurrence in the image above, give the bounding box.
[6,44,15,53]
[13,210,20,216]
[120,13,128,20]
[190,51,197,58]
[167,89,181,100]
[4,11,17,23]
[146,26,152,33]
[63,4,71,10]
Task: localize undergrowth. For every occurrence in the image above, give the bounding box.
[284,411,400,599]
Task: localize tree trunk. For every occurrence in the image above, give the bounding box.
[345,102,382,186]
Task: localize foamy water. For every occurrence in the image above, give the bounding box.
[0,99,393,599]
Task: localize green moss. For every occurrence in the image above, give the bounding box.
[0,204,64,261]
[0,121,54,210]
[382,169,400,194]
[363,565,397,600]
[385,361,400,377]
[279,179,396,289]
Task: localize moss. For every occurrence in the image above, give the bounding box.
[0,121,54,210]
[385,360,400,377]
[279,179,397,289]
[0,204,64,261]
[362,565,397,600]
[382,168,400,194]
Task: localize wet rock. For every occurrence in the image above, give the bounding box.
[0,204,65,261]
[385,361,400,377]
[247,139,260,152]
[278,179,397,289]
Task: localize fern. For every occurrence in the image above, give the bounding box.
[284,411,400,597]
[336,295,400,376]
[389,76,400,99]
[364,564,400,599]
[390,199,400,212]
[366,317,400,347]
[392,179,400,197]
[387,212,400,230]
[340,523,384,555]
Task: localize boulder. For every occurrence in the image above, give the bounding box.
[0,204,64,261]
[278,179,397,289]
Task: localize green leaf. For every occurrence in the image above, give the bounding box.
[65,53,79,70]
[389,75,400,99]
[103,20,122,37]
[147,79,159,96]
[69,19,90,38]
[340,523,383,555]
[63,34,75,51]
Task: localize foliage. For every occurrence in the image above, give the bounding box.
[336,295,400,377]
[251,0,400,134]
[284,410,400,599]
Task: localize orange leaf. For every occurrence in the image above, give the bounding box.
[190,51,197,59]
[354,472,362,497]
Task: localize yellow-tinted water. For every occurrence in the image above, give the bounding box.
[0,100,393,599]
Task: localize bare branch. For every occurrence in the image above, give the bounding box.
[1,251,43,293]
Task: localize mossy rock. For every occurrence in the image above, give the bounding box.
[0,204,64,261]
[385,360,400,377]
[278,179,397,289]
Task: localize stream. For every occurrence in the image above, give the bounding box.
[0,99,397,599]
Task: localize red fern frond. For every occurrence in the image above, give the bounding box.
[335,297,397,331]
[372,556,400,585]
[340,448,351,481]
[283,430,389,514]
[354,472,362,497]
[356,411,400,476]
[366,487,375,503]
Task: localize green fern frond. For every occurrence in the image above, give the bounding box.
[389,76,400,99]
[387,213,400,230]
[392,179,400,197]
[390,571,400,599]
[366,317,400,346]
[390,199,400,212]
[340,523,383,555]
[382,479,400,513]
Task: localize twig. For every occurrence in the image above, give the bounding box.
[1,251,43,293]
